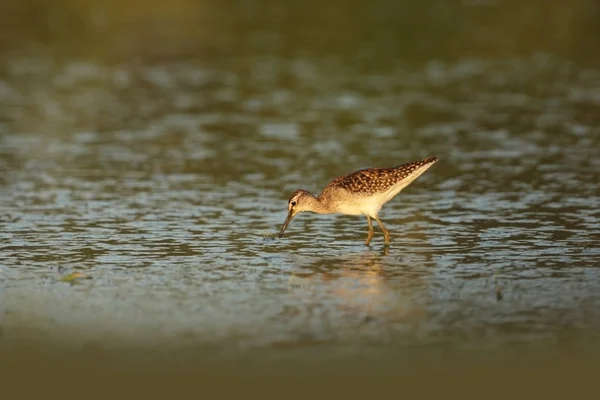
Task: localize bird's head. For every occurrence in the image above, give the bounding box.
[278,189,312,238]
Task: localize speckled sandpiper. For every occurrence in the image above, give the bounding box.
[278,155,438,245]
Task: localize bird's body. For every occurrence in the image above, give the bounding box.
[279,155,438,245]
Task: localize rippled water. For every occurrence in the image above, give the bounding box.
[1,52,599,357]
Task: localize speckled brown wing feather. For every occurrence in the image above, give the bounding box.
[324,155,438,195]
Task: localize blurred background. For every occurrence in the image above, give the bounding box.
[1,0,600,393]
[1,0,600,61]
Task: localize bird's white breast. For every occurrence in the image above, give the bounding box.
[335,195,386,218]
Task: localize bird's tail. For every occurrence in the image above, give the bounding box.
[389,155,438,193]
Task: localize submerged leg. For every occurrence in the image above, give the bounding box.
[365,216,375,246]
[374,215,390,245]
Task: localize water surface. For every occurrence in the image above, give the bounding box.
[1,38,600,361]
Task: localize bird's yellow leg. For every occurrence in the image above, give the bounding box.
[374,216,390,245]
[365,216,375,246]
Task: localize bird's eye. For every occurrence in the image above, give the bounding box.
[291,201,297,206]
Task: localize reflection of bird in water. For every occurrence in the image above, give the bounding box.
[287,250,427,324]
[279,155,438,245]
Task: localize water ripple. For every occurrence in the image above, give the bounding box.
[1,55,599,352]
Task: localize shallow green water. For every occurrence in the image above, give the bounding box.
[1,2,600,362]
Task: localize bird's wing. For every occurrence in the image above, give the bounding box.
[323,156,438,196]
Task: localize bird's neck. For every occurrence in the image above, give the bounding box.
[305,192,333,214]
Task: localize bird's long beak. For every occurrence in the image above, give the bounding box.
[278,210,296,238]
